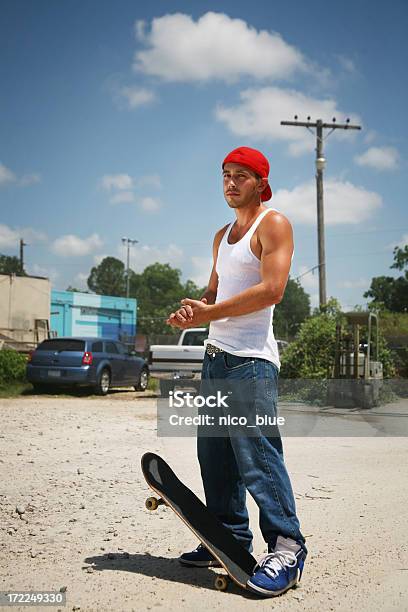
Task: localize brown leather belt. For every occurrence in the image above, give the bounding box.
[206,343,224,356]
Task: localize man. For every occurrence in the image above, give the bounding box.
[166,146,307,597]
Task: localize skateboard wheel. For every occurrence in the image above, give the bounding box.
[214,575,229,591]
[145,496,160,511]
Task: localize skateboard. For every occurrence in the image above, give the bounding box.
[141,452,258,592]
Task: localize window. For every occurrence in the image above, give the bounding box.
[37,339,85,352]
[92,341,103,352]
[115,343,127,355]
[105,342,119,354]
[182,331,209,346]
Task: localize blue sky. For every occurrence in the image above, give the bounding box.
[1,0,407,310]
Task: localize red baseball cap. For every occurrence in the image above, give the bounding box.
[222,146,272,201]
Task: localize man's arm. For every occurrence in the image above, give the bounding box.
[167,225,228,326]
[179,212,293,325]
[199,252,219,306]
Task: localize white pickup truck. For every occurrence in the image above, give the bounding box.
[149,328,289,396]
[149,328,208,395]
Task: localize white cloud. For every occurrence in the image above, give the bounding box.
[19,227,47,243]
[93,253,109,266]
[110,191,136,204]
[119,86,156,109]
[0,164,41,187]
[364,130,377,145]
[101,173,162,207]
[109,191,161,210]
[139,196,161,212]
[386,233,408,251]
[216,87,360,156]
[20,173,41,186]
[137,174,162,190]
[134,20,146,40]
[100,174,134,191]
[0,224,19,248]
[354,146,399,171]
[336,54,357,74]
[29,263,59,283]
[296,265,319,289]
[0,163,16,185]
[190,256,212,287]
[134,12,307,82]
[337,278,370,289]
[272,179,382,225]
[118,242,183,273]
[309,293,319,309]
[74,272,89,288]
[397,234,408,248]
[52,233,103,257]
[0,224,46,249]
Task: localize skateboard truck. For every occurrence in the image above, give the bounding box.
[214,575,230,591]
[145,496,166,511]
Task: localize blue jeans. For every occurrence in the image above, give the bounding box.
[197,351,307,555]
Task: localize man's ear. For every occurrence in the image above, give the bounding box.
[258,177,268,194]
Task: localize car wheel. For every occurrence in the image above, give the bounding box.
[95,368,111,396]
[135,367,149,392]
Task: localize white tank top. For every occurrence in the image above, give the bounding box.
[207,208,284,370]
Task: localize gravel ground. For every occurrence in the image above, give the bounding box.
[0,392,407,612]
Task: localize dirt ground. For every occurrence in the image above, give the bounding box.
[0,392,407,612]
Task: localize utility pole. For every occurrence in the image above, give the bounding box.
[19,238,27,274]
[121,237,138,299]
[280,117,361,309]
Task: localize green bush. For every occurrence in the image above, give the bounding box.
[0,349,27,385]
[280,298,341,380]
[376,334,397,378]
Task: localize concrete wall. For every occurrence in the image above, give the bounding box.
[0,274,51,345]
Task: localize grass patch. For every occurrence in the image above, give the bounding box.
[147,377,158,392]
[0,382,33,398]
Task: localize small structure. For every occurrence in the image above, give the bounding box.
[50,290,137,346]
[0,274,50,350]
[327,311,383,408]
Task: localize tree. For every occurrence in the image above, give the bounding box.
[87,257,126,296]
[130,262,205,335]
[183,279,205,301]
[364,245,408,312]
[273,277,311,340]
[66,286,90,293]
[390,244,408,272]
[0,254,25,275]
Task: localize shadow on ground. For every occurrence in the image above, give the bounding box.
[84,552,260,599]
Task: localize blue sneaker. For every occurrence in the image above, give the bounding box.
[178,544,221,567]
[247,536,306,597]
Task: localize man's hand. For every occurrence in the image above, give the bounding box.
[166,298,208,329]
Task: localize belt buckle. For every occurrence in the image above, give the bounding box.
[207,343,222,358]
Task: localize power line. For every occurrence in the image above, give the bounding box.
[328,227,408,238]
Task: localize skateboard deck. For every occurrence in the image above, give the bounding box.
[141,452,257,592]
